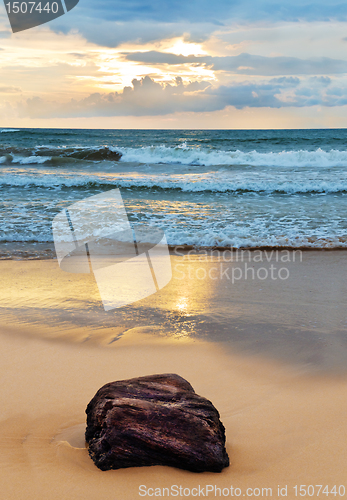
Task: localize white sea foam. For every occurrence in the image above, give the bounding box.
[0,129,20,133]
[1,171,347,193]
[163,229,347,249]
[1,225,346,249]
[119,146,347,168]
[6,144,347,168]
[11,155,51,164]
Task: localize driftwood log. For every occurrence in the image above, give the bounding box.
[85,373,229,472]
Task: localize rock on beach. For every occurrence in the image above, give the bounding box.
[85,373,229,473]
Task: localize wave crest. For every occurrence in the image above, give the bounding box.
[119,146,347,167]
[1,173,347,194]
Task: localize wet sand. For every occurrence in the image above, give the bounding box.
[1,251,347,499]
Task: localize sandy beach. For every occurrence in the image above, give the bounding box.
[1,250,347,499]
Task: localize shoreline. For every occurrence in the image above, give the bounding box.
[1,243,347,261]
[0,252,347,498]
[1,251,347,370]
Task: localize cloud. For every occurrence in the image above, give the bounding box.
[46,0,347,48]
[309,76,332,85]
[15,74,347,119]
[124,51,347,76]
[0,86,21,93]
[69,0,347,24]
[210,78,347,108]
[51,17,217,48]
[270,77,301,85]
[17,76,212,118]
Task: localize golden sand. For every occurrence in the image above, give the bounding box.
[0,255,347,499]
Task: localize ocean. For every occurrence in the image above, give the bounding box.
[1,127,347,259]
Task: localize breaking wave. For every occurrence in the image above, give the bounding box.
[1,172,347,194]
[119,145,347,167]
[1,143,347,168]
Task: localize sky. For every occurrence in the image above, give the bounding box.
[1,0,347,128]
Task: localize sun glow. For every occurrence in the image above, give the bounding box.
[92,41,214,90]
[164,38,208,57]
[175,296,190,313]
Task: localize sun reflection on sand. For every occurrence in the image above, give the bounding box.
[175,296,189,313]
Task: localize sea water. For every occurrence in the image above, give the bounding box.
[1,127,347,258]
